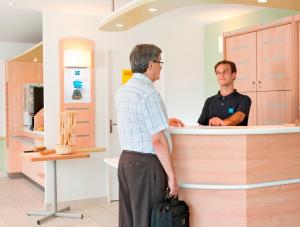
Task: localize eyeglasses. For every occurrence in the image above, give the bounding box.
[216,69,231,76]
[153,60,164,67]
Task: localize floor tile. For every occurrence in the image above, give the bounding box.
[0,176,119,227]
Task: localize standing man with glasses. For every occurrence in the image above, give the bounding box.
[198,60,251,126]
[116,44,184,227]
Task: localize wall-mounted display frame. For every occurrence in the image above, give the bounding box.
[59,37,95,148]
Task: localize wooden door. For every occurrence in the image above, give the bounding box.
[257,91,293,125]
[257,24,292,91]
[241,92,257,126]
[224,32,256,92]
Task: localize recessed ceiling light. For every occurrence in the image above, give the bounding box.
[257,0,267,3]
[7,1,13,6]
[116,24,124,28]
[33,58,38,63]
[148,8,158,12]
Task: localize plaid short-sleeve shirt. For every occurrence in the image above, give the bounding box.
[115,73,172,154]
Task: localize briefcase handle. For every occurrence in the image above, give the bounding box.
[165,187,179,200]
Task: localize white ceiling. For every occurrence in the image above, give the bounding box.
[0,0,262,43]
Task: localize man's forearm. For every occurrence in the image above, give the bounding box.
[223,111,245,126]
[152,131,175,180]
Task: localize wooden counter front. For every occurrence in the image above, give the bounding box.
[171,126,300,227]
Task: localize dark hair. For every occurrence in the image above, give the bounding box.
[214,60,237,74]
[130,44,162,73]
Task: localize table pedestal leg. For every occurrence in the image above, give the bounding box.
[27,160,83,225]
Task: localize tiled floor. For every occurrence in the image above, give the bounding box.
[0,175,118,227]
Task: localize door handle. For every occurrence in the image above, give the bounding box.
[110,120,117,133]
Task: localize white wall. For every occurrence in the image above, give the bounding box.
[43,12,108,203]
[43,8,205,202]
[0,42,35,136]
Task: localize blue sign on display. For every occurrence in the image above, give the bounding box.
[64,68,91,103]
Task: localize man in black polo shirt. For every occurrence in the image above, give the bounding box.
[198,60,251,126]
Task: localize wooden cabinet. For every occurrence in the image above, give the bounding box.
[225,32,256,92]
[257,91,293,125]
[225,18,295,125]
[241,92,257,126]
[257,24,293,91]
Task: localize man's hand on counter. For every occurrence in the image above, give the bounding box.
[169,118,185,127]
[209,111,246,126]
[209,117,224,126]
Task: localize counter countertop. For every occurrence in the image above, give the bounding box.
[170,124,300,135]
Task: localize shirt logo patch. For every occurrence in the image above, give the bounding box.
[228,107,234,114]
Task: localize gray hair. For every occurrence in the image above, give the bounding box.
[130,44,162,73]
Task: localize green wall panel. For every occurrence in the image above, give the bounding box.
[203,8,298,98]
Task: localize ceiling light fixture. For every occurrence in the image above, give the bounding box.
[7,1,13,5]
[148,8,158,12]
[33,58,38,63]
[116,23,124,28]
[257,0,268,3]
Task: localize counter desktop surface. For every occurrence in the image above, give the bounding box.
[170,124,300,227]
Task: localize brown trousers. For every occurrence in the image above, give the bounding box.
[118,151,167,227]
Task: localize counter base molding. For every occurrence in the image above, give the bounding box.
[180,184,300,227]
[170,127,300,227]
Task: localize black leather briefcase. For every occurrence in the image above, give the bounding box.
[151,195,189,227]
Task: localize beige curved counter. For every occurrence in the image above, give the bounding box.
[171,124,300,135]
[170,125,300,227]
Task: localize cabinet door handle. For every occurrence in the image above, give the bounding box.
[257,81,262,84]
[252,81,256,85]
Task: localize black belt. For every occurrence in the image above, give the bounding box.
[123,150,157,157]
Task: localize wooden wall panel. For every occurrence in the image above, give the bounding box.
[247,184,300,227]
[298,22,300,118]
[172,132,300,227]
[247,133,300,183]
[171,134,248,184]
[6,61,43,174]
[59,38,95,149]
[179,189,247,227]
[178,184,300,227]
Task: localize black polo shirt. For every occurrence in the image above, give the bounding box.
[197,90,251,126]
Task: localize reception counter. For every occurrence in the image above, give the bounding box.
[170,125,300,227]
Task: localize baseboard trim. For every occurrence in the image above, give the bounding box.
[7,172,44,191]
[45,196,108,210]
[7,172,23,178]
